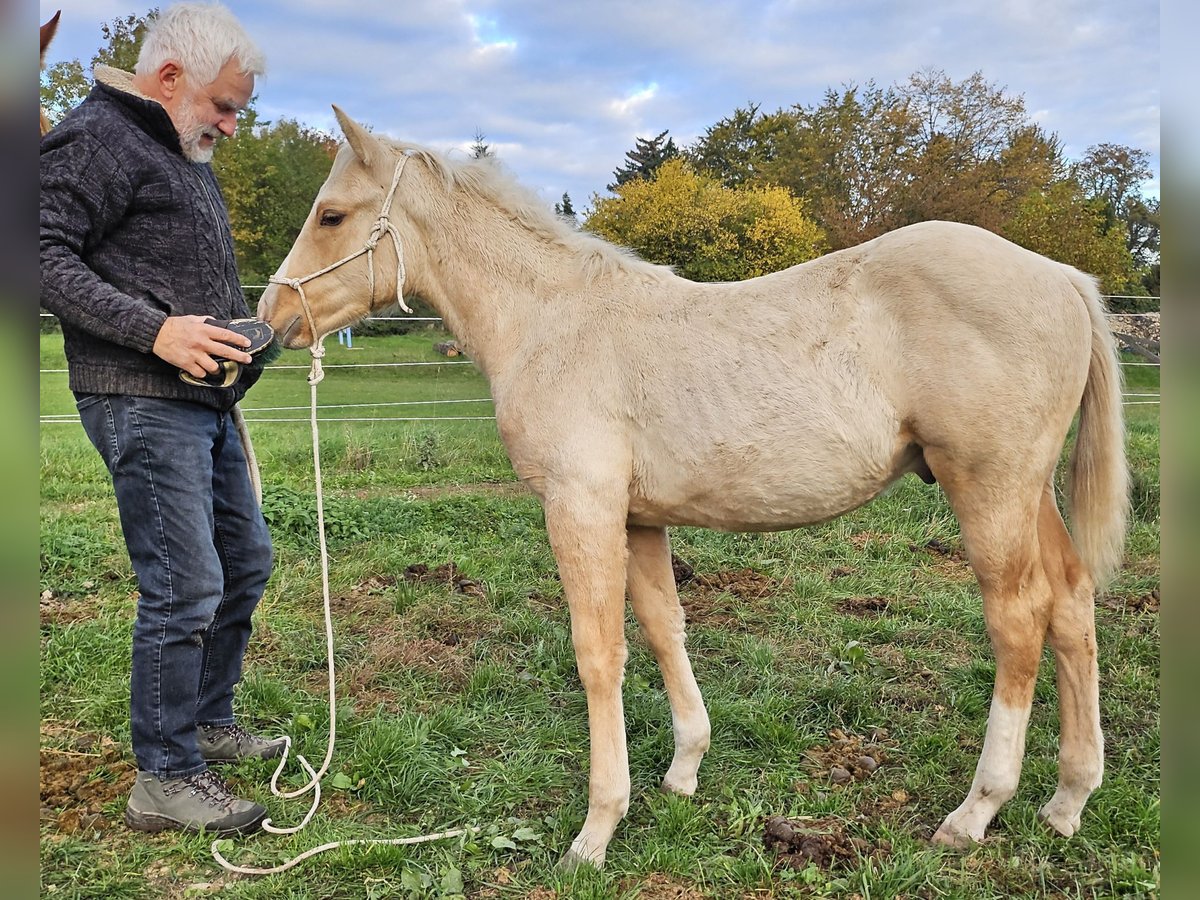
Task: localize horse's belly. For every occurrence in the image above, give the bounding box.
[627,461,897,531]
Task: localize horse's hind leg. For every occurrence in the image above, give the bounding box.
[1036,484,1103,836]
[626,525,710,795]
[927,456,1056,846]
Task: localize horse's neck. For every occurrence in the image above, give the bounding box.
[416,208,580,377]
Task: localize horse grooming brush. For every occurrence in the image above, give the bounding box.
[179,317,279,388]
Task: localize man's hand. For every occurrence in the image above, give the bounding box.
[152,315,255,379]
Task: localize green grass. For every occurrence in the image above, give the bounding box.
[39,331,1159,898]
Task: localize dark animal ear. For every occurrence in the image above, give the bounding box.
[332,105,378,168]
[41,10,61,65]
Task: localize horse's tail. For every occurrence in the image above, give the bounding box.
[1065,269,1130,589]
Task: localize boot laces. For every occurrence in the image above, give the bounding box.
[166,769,235,806]
[205,722,256,748]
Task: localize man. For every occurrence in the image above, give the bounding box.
[40,2,284,835]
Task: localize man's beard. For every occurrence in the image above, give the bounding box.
[176,103,221,164]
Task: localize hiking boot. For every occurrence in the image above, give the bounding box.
[197,722,287,763]
[124,769,266,835]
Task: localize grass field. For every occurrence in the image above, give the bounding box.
[39,330,1160,898]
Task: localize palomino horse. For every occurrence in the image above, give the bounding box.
[259,108,1129,869]
[40,11,61,137]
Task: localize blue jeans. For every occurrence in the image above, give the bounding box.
[76,394,273,778]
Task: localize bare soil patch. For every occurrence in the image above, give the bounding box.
[404,562,487,599]
[618,872,709,899]
[39,589,98,625]
[40,731,134,835]
[837,595,892,616]
[1100,589,1159,614]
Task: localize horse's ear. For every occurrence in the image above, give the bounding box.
[332,105,378,167]
[41,10,61,63]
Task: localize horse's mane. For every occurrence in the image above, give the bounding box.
[382,138,673,285]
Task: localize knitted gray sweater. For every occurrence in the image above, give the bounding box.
[40,66,260,411]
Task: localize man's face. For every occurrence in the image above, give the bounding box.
[167,57,254,163]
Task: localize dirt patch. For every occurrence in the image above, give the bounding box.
[618,872,708,898]
[39,589,97,626]
[911,537,968,563]
[1101,589,1159,614]
[762,814,891,871]
[404,562,487,599]
[677,568,782,629]
[40,732,135,835]
[803,729,891,784]
[848,531,892,551]
[688,568,778,601]
[861,788,915,819]
[310,632,471,710]
[837,595,891,616]
[910,538,975,582]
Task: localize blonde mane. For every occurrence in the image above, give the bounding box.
[381,137,673,285]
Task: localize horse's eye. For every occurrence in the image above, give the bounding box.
[319,211,345,227]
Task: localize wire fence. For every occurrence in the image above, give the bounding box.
[37,305,1160,424]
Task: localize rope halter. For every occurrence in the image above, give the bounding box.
[268,155,412,385]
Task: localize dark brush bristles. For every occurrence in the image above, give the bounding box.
[256,338,282,366]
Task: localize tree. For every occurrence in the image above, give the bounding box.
[686,104,795,188]
[608,130,679,192]
[760,83,916,249]
[744,70,1068,250]
[469,130,493,159]
[1002,181,1142,296]
[40,9,158,127]
[585,159,825,282]
[1073,143,1159,272]
[554,193,578,226]
[212,111,338,286]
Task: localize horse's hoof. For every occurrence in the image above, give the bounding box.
[557,848,603,871]
[660,775,697,797]
[931,822,979,848]
[1038,801,1080,837]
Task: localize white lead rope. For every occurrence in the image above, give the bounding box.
[213,154,467,875]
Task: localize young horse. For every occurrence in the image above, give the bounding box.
[259,108,1129,869]
[40,11,61,137]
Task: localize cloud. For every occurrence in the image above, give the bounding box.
[42,0,1160,207]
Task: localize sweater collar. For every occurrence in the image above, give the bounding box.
[92,65,185,156]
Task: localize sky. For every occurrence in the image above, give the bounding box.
[39,0,1160,214]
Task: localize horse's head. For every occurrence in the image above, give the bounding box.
[40,10,61,136]
[260,107,422,349]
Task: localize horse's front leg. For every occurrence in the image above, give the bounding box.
[544,487,631,870]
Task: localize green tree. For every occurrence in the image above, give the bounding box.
[686,103,795,188]
[1073,143,1159,273]
[585,159,825,281]
[40,9,158,128]
[1002,181,1142,296]
[470,130,493,159]
[760,82,916,249]
[212,111,338,286]
[608,130,680,192]
[554,192,577,226]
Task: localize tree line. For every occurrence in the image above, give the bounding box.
[42,11,1159,309]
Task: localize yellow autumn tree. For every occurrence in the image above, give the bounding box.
[1002,181,1143,295]
[584,159,825,281]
